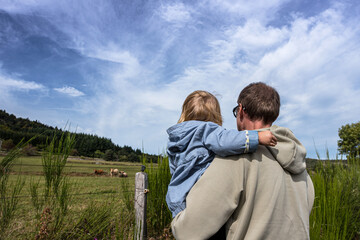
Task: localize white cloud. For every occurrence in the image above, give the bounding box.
[199,5,360,157]
[54,86,84,97]
[88,48,138,65]
[205,0,291,22]
[0,75,45,91]
[116,3,360,157]
[0,72,47,119]
[159,2,192,24]
[2,1,359,158]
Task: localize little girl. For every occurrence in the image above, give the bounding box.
[166,90,277,218]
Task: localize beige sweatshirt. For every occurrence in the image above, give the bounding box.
[171,125,315,240]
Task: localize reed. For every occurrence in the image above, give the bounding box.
[31,131,75,237]
[0,140,26,237]
[143,154,172,237]
[309,154,360,239]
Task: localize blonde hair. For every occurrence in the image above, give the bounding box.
[178,90,223,126]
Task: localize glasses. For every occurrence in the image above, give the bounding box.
[232,104,245,118]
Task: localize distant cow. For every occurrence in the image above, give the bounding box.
[119,171,128,177]
[94,169,104,175]
[110,168,119,177]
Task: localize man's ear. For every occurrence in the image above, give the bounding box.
[239,104,244,120]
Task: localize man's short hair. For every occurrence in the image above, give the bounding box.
[237,82,280,125]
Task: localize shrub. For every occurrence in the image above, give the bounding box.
[70,148,79,156]
[118,155,128,162]
[30,132,75,238]
[1,139,15,151]
[22,144,38,156]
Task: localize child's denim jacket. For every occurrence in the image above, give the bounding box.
[166,120,259,218]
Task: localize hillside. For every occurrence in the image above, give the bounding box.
[0,109,158,162]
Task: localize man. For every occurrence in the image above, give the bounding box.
[171,82,314,240]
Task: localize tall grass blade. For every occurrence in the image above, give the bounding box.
[0,139,31,236]
[310,152,360,240]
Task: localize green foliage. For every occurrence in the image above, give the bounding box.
[145,155,172,237]
[70,148,79,156]
[310,157,360,240]
[0,141,25,236]
[338,121,360,157]
[0,109,159,162]
[0,154,140,239]
[1,139,15,151]
[94,149,104,159]
[120,176,134,212]
[128,152,140,162]
[104,149,115,161]
[30,131,75,237]
[21,144,38,156]
[62,203,114,239]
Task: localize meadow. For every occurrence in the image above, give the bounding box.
[1,143,359,239]
[1,155,144,239]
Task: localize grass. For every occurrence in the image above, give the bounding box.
[2,146,360,239]
[309,157,360,240]
[0,140,28,235]
[0,154,141,239]
[144,155,172,238]
[0,130,156,240]
[11,156,142,176]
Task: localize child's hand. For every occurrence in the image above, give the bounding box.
[258,131,277,146]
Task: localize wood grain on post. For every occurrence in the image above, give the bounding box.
[135,172,148,240]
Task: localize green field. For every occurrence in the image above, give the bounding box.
[1,155,144,239]
[1,154,359,240]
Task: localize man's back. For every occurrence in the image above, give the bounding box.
[224,144,314,239]
[171,126,314,240]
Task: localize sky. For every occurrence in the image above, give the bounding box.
[0,0,359,158]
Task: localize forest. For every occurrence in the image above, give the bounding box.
[0,109,159,162]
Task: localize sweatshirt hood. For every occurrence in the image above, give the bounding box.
[166,121,200,153]
[264,125,307,174]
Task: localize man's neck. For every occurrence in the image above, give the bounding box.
[244,119,271,130]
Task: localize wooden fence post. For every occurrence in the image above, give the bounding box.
[135,171,148,240]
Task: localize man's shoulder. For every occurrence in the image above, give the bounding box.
[212,145,269,161]
[211,146,281,172]
[211,152,254,170]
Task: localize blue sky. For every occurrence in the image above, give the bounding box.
[0,0,359,158]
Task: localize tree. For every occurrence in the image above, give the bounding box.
[104,149,115,161]
[128,152,139,162]
[94,150,104,159]
[338,121,360,157]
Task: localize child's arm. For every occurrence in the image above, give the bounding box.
[202,122,259,156]
[258,131,277,146]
